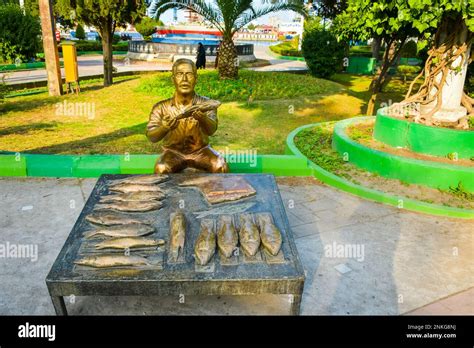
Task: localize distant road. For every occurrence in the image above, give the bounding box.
[2,46,306,85]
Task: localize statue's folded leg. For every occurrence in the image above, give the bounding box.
[187,146,229,173]
[155,149,187,174]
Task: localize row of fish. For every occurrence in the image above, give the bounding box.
[194,212,283,266]
[75,175,169,268]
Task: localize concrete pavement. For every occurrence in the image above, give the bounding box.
[0,176,472,315]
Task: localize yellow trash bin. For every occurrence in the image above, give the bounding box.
[62,41,80,93]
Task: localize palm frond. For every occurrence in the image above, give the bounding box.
[233,0,308,35]
[148,0,225,33]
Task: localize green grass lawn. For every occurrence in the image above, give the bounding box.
[0,70,412,155]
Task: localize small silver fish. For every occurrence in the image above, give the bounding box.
[95,200,163,212]
[95,237,165,250]
[194,219,216,266]
[99,191,166,203]
[109,183,164,193]
[74,255,153,268]
[256,213,282,256]
[84,224,155,239]
[110,174,169,186]
[238,213,261,257]
[217,215,238,258]
[169,211,186,262]
[193,202,256,219]
[85,211,152,226]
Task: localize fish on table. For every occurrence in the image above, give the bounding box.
[99,191,166,203]
[84,224,155,239]
[217,215,238,258]
[108,183,165,194]
[193,202,256,219]
[94,237,165,250]
[256,213,282,256]
[238,213,261,257]
[169,211,186,262]
[95,200,163,213]
[85,211,153,226]
[74,255,155,268]
[109,174,169,186]
[194,219,216,266]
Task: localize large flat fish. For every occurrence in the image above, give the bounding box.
[95,200,163,212]
[110,174,169,186]
[109,183,164,193]
[74,255,154,268]
[84,224,155,239]
[169,211,186,262]
[193,202,256,219]
[238,213,261,257]
[180,176,256,204]
[217,215,238,258]
[99,191,166,203]
[194,219,216,266]
[85,211,152,226]
[256,213,282,256]
[95,237,165,250]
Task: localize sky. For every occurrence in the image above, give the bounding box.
[157,0,302,25]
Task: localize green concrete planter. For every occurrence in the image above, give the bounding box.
[333,117,474,192]
[286,122,474,219]
[374,108,474,159]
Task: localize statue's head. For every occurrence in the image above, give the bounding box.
[172,58,197,96]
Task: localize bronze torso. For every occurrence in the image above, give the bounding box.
[147,94,217,154]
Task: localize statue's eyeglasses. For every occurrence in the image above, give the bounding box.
[174,72,195,79]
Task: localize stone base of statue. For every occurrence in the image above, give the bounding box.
[46,173,305,315]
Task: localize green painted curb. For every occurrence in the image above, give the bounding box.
[0,153,310,178]
[286,122,474,219]
[333,117,474,192]
[0,155,27,176]
[374,108,474,159]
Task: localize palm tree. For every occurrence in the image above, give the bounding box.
[148,0,307,79]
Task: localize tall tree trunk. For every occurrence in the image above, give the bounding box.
[218,38,238,79]
[100,20,113,87]
[371,36,381,60]
[367,37,406,115]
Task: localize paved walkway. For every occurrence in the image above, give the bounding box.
[2,46,307,85]
[0,176,472,315]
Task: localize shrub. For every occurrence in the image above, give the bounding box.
[75,24,86,40]
[63,40,128,52]
[0,4,41,62]
[302,27,345,79]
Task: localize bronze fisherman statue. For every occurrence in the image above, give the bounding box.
[146,58,229,174]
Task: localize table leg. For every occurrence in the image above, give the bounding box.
[289,294,302,315]
[50,296,68,316]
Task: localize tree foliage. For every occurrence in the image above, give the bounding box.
[135,16,163,40]
[0,4,41,62]
[57,0,146,86]
[75,23,86,40]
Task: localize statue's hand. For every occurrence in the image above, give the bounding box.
[179,105,200,119]
[191,110,206,120]
[162,114,178,129]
